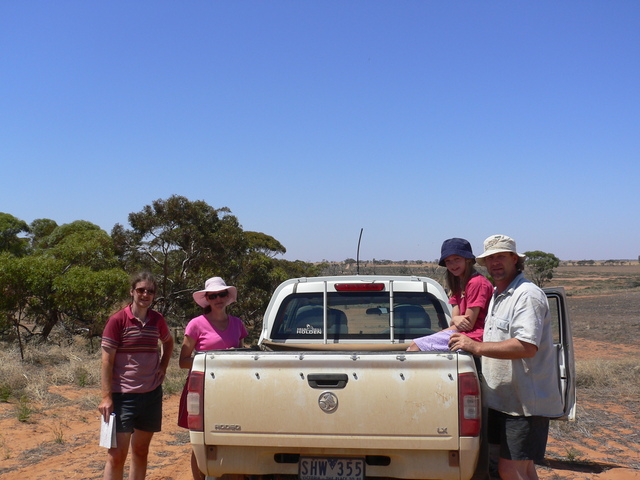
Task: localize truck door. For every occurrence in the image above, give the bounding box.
[544,287,577,420]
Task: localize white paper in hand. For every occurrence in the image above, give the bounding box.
[99,413,117,448]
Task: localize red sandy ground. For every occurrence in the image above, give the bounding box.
[1,336,638,479]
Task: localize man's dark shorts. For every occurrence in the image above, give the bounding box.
[113,385,163,433]
[487,408,550,462]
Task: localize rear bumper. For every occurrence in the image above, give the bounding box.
[190,432,480,480]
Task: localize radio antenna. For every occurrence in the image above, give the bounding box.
[356,228,364,275]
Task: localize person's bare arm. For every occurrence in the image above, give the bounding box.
[449,334,538,359]
[159,335,174,377]
[179,335,197,369]
[450,306,481,332]
[98,347,116,421]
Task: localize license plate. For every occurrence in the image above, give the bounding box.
[299,457,365,480]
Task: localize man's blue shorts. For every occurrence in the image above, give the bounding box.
[112,385,163,433]
[487,408,550,462]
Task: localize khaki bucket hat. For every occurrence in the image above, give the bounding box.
[475,234,526,266]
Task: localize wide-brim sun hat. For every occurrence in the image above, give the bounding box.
[193,277,237,308]
[475,234,526,267]
[438,238,475,267]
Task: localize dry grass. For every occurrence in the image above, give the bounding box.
[0,338,100,410]
[576,358,640,395]
[550,358,640,446]
[0,337,185,420]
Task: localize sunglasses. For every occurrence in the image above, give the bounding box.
[134,287,155,296]
[207,290,229,300]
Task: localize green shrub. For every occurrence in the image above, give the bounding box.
[16,396,32,422]
[0,384,11,402]
[74,366,90,387]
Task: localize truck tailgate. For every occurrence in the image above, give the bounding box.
[201,351,463,450]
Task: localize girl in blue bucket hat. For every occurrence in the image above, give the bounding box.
[407,238,493,351]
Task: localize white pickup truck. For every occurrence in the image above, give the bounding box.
[185,275,576,480]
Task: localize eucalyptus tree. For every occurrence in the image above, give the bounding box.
[524,250,560,288]
[111,195,251,322]
[0,219,128,343]
[0,212,30,256]
[0,252,31,356]
[112,195,320,333]
[28,218,58,250]
[34,221,128,341]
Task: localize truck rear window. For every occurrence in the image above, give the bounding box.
[270,291,448,341]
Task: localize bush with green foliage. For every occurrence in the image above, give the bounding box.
[0,197,320,347]
[524,250,560,287]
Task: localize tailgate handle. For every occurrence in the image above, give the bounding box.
[307,373,348,389]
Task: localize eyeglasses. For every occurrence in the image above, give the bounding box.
[207,291,229,300]
[134,288,155,296]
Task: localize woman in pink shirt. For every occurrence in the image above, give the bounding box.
[408,238,493,351]
[178,277,248,480]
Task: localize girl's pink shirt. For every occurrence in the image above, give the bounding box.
[448,273,494,341]
[184,314,248,351]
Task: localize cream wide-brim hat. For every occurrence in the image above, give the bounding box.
[192,277,238,308]
[475,234,526,267]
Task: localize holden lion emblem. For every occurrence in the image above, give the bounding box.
[318,392,339,413]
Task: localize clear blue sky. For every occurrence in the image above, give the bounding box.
[2,1,638,262]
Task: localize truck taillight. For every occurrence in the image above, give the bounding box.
[334,283,385,292]
[186,371,205,432]
[459,372,481,437]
